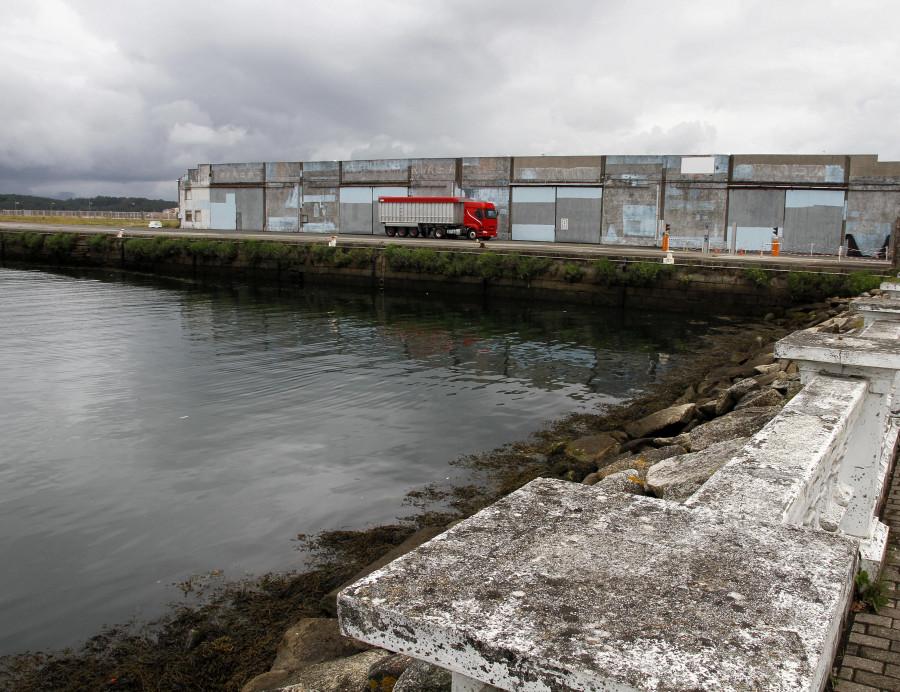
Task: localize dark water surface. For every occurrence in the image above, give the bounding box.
[0,266,727,655]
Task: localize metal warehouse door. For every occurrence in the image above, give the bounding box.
[727,189,785,252]
[783,190,845,255]
[511,187,556,241]
[556,188,603,243]
[339,187,407,234]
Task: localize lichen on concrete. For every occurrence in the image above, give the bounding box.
[340,478,858,692]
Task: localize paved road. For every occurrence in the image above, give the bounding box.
[1,221,893,272]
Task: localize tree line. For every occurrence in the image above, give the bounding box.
[1,194,177,212]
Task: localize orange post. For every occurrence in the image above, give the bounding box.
[772,238,780,257]
[662,233,669,252]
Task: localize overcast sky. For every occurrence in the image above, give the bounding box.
[2,0,899,201]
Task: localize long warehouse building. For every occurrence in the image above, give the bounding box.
[178,154,900,254]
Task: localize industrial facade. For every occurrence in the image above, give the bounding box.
[178,154,900,254]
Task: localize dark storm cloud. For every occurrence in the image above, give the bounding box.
[1,0,899,199]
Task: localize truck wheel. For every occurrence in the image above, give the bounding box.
[408,228,419,238]
[397,228,408,237]
[434,228,445,239]
[468,229,477,239]
[386,227,396,237]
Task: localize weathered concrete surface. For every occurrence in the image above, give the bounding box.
[687,375,867,527]
[321,526,446,617]
[340,478,858,692]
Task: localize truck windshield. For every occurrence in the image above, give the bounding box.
[484,209,498,219]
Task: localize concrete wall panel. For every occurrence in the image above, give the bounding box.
[211,163,265,185]
[411,159,456,185]
[732,155,848,184]
[266,162,302,183]
[601,185,659,245]
[513,156,604,184]
[266,184,301,231]
[665,155,730,182]
[605,156,664,182]
[849,155,900,185]
[663,186,728,244]
[461,157,510,187]
[303,161,340,189]
[342,159,410,185]
[302,187,338,233]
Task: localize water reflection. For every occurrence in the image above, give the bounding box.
[0,267,722,655]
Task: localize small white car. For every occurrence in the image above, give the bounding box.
[148,220,163,228]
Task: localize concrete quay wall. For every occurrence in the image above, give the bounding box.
[0,229,886,315]
[179,154,900,257]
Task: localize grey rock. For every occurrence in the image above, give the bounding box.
[754,362,785,375]
[623,403,696,439]
[394,659,453,692]
[596,469,645,495]
[271,618,372,672]
[581,472,601,486]
[645,437,749,498]
[619,438,654,454]
[734,388,785,411]
[786,380,804,399]
[272,649,390,692]
[565,435,620,466]
[634,444,687,466]
[649,432,692,448]
[723,377,761,401]
[755,371,788,388]
[595,455,643,480]
[745,352,775,368]
[688,407,780,452]
[369,653,415,691]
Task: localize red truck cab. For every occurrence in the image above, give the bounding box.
[463,200,499,238]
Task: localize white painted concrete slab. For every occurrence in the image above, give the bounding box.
[340,479,858,692]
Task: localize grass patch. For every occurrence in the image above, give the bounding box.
[787,270,885,301]
[743,266,771,287]
[0,215,178,228]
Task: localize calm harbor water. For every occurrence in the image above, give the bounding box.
[0,266,730,655]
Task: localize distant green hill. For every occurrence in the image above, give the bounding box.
[1,194,177,213]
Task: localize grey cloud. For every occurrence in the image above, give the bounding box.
[1,0,899,198]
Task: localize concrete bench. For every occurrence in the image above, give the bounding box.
[341,479,857,692]
[339,317,900,692]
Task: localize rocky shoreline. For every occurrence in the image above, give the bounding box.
[236,295,869,692]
